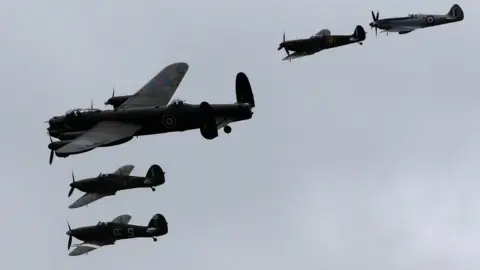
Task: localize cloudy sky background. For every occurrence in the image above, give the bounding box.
[1,0,478,269]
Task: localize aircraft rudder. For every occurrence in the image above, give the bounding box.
[148,214,168,232]
[354,25,366,40]
[448,4,464,20]
[235,72,255,108]
[146,164,165,184]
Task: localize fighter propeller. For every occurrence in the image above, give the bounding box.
[67,221,73,250]
[370,11,380,36]
[68,171,76,197]
[48,135,54,165]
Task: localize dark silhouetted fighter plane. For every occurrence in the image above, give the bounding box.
[277,25,366,61]
[68,164,165,209]
[66,214,168,256]
[369,4,464,36]
[46,62,255,164]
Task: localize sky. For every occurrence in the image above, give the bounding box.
[0,0,479,269]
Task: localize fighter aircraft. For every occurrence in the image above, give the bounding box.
[46,62,255,164]
[68,164,165,209]
[277,25,366,61]
[369,4,464,36]
[66,214,168,256]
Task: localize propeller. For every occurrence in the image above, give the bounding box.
[282,30,290,56]
[67,221,73,250]
[112,85,115,98]
[49,135,54,165]
[68,171,75,197]
[90,100,93,109]
[370,10,379,36]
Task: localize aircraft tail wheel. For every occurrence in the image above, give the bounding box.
[223,126,232,134]
[426,16,435,24]
[162,114,176,129]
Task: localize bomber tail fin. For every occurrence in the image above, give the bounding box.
[352,25,366,42]
[235,72,255,108]
[145,164,165,186]
[446,4,464,20]
[147,214,168,234]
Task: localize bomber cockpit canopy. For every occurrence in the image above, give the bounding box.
[408,14,420,18]
[65,108,101,117]
[313,29,331,38]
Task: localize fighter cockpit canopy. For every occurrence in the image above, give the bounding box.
[313,29,331,38]
[97,221,108,226]
[65,108,101,117]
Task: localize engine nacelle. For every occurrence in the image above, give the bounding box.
[199,101,218,140]
[48,140,70,151]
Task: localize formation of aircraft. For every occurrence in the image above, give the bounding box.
[279,4,464,61]
[66,214,168,256]
[46,62,255,164]
[68,164,165,209]
[369,4,464,36]
[47,3,465,256]
[278,25,366,61]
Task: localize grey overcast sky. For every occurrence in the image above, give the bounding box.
[0,0,478,269]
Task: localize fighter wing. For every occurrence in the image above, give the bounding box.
[112,214,132,224]
[69,242,105,256]
[69,193,107,209]
[282,52,310,61]
[112,164,135,176]
[56,121,142,155]
[387,25,421,33]
[117,62,189,110]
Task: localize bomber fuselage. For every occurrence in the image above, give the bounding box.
[47,102,253,139]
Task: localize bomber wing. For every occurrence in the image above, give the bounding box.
[112,164,135,176]
[117,62,189,110]
[111,214,132,224]
[69,242,106,256]
[69,193,107,209]
[56,121,142,156]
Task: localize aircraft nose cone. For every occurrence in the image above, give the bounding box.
[66,230,71,236]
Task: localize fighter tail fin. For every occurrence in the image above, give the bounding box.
[352,25,366,41]
[148,214,168,232]
[145,164,165,185]
[447,4,464,20]
[235,72,255,108]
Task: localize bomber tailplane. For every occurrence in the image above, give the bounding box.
[235,72,255,108]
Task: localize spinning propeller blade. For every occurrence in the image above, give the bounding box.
[48,135,54,165]
[68,171,75,197]
[370,10,379,36]
[67,221,72,250]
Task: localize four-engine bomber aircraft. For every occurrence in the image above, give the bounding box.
[369,4,464,36]
[68,164,165,209]
[46,62,255,164]
[277,25,366,61]
[66,214,168,256]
